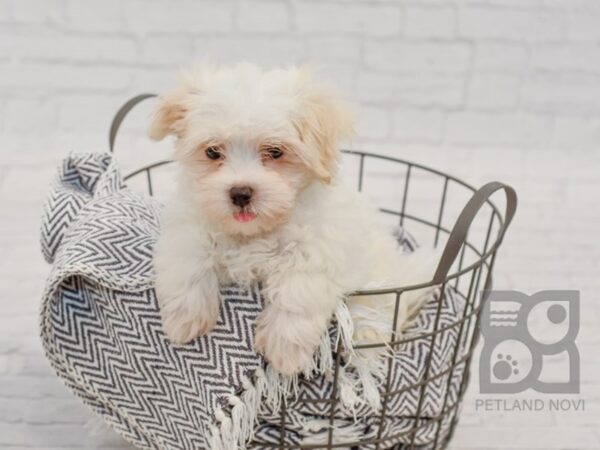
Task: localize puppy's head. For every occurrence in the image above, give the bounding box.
[149,63,354,237]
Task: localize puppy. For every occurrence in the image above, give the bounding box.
[150,63,435,376]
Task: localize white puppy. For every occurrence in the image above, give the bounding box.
[150,63,436,376]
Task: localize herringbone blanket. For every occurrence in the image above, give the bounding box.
[40,153,466,450]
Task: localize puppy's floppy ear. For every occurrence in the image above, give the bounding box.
[294,68,355,183]
[149,64,214,141]
[148,88,189,141]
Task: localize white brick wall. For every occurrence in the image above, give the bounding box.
[0,0,599,449]
[0,0,598,151]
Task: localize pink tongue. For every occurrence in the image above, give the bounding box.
[233,212,256,223]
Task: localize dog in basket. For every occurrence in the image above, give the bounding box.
[150,63,437,376]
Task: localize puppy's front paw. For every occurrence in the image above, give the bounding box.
[155,265,221,344]
[255,310,324,376]
[255,328,315,376]
[161,306,218,344]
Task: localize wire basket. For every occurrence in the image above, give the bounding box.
[110,95,517,450]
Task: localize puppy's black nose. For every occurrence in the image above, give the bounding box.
[230,186,253,207]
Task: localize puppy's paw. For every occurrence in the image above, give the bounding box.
[161,306,218,344]
[155,266,221,345]
[255,327,316,376]
[255,308,325,376]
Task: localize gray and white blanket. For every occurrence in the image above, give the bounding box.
[40,153,467,450]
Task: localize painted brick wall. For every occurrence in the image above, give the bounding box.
[1,0,600,153]
[0,1,598,449]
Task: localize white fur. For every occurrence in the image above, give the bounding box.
[151,63,438,376]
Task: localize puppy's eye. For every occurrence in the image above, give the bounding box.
[206,147,223,160]
[266,147,283,159]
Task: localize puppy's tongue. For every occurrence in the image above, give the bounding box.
[233,212,256,223]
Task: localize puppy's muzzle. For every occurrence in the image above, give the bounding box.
[230,186,253,207]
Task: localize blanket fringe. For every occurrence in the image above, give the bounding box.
[207,299,386,449]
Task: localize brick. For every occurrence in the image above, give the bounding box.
[459,6,564,42]
[133,67,178,93]
[0,99,5,131]
[0,315,39,341]
[0,0,10,21]
[391,108,444,143]
[311,62,357,98]
[0,136,78,167]
[4,98,58,134]
[357,105,390,139]
[365,41,471,74]
[513,428,600,449]
[192,36,305,67]
[467,73,521,110]
[0,376,70,399]
[237,1,290,34]
[445,112,552,146]
[465,0,564,6]
[0,398,88,424]
[357,72,464,108]
[452,427,519,449]
[141,36,193,65]
[294,1,402,37]
[522,73,600,114]
[0,203,49,246]
[57,95,126,132]
[0,33,138,63]
[474,43,529,73]
[567,8,600,42]
[404,5,457,39]
[552,116,600,150]
[65,0,123,31]
[0,423,112,447]
[457,425,600,449]
[0,352,51,379]
[306,37,362,63]
[125,1,233,34]
[532,44,600,73]
[0,63,132,93]
[12,0,62,24]
[0,247,48,287]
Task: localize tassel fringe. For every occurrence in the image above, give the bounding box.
[207,298,386,449]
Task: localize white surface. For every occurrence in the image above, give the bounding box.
[0,0,599,449]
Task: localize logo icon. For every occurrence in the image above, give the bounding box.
[480,290,580,394]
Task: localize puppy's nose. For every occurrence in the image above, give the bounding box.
[229,186,253,207]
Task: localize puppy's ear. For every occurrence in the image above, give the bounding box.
[294,69,355,183]
[148,88,189,141]
[149,65,214,140]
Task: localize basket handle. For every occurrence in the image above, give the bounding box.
[109,93,157,153]
[432,181,517,284]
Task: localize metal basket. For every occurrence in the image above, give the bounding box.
[109,95,517,450]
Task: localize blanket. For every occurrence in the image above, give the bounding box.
[40,153,467,449]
